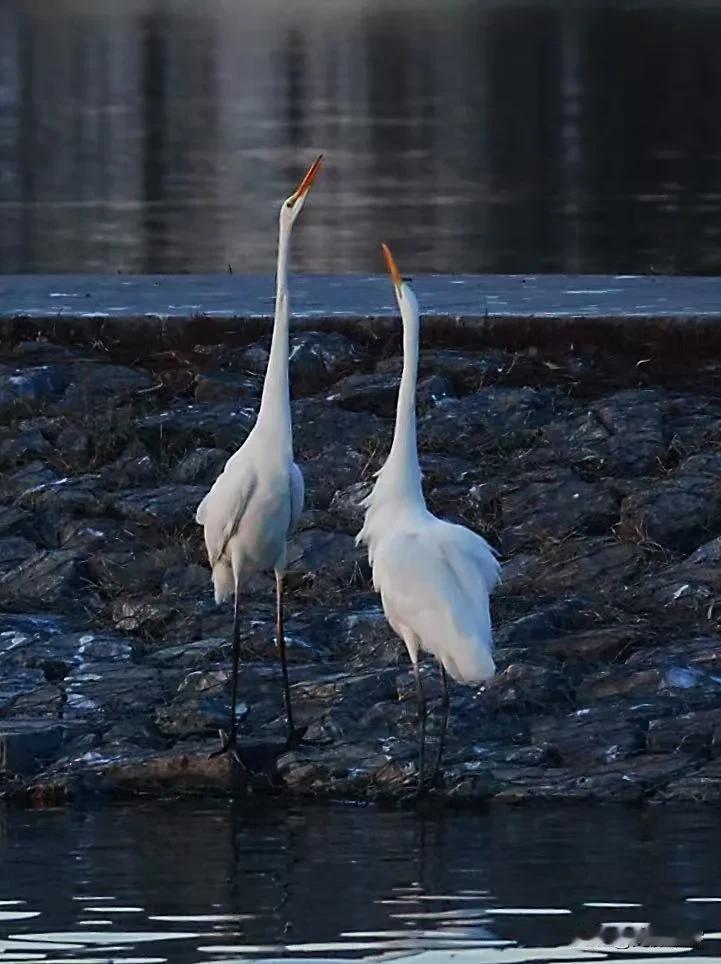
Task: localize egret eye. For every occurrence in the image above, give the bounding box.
[286,199,294,209]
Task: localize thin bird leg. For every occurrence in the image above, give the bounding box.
[211,580,244,765]
[276,572,297,748]
[412,660,427,794]
[430,664,450,787]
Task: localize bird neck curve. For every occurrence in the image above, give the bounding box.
[377,287,425,509]
[256,217,293,451]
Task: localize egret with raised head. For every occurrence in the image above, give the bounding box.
[196,155,322,758]
[356,243,501,793]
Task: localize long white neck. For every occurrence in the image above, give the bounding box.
[256,219,292,451]
[377,286,425,507]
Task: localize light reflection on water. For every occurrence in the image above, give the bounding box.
[3,1,721,275]
[0,803,720,961]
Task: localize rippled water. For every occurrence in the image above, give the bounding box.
[1,803,721,962]
[3,0,721,275]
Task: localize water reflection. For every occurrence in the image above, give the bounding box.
[0,803,720,961]
[2,1,721,275]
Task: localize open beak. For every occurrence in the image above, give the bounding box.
[287,154,323,207]
[381,242,403,289]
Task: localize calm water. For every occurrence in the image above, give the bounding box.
[0,802,721,962]
[3,1,721,276]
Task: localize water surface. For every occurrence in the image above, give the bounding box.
[3,1,721,275]
[1,803,721,962]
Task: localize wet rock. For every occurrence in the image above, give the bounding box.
[63,665,170,723]
[277,742,394,795]
[532,704,647,766]
[0,721,65,775]
[170,447,228,484]
[137,402,255,453]
[0,462,59,502]
[8,683,65,719]
[500,469,618,551]
[0,549,85,611]
[0,668,47,715]
[478,663,571,715]
[112,484,206,529]
[0,365,70,412]
[57,518,122,552]
[577,667,662,703]
[194,372,260,403]
[111,597,177,637]
[289,331,362,394]
[657,757,721,801]
[147,637,228,670]
[0,430,52,465]
[17,474,106,516]
[0,537,37,574]
[647,708,721,756]
[0,507,37,545]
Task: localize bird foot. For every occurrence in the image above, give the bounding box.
[209,730,247,770]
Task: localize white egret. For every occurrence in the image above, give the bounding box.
[356,243,501,793]
[195,155,322,757]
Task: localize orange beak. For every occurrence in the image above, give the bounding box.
[381,242,403,289]
[288,154,323,207]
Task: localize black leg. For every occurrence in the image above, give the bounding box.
[276,572,297,747]
[211,577,243,764]
[430,663,450,787]
[412,660,427,794]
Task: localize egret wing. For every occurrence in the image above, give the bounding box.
[196,462,258,567]
[289,462,305,532]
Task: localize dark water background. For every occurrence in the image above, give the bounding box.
[1,802,721,962]
[3,0,721,276]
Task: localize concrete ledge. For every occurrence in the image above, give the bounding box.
[2,274,721,352]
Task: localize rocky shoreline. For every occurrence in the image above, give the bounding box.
[2,306,721,806]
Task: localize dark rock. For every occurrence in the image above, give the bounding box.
[658,758,721,801]
[328,481,372,529]
[293,398,387,456]
[137,402,255,453]
[286,529,367,592]
[500,469,618,551]
[328,372,400,417]
[0,668,47,715]
[0,537,37,574]
[495,597,603,648]
[0,550,85,610]
[303,445,368,512]
[102,446,157,489]
[502,537,641,596]
[478,663,571,715]
[289,331,362,394]
[0,506,35,540]
[421,387,559,456]
[55,424,90,461]
[147,637,228,670]
[0,430,52,465]
[63,665,170,723]
[532,704,647,766]
[112,485,206,529]
[87,547,185,595]
[17,474,106,516]
[548,389,666,477]
[194,372,260,403]
[111,597,177,637]
[62,363,153,410]
[647,708,721,756]
[417,374,455,408]
[170,447,228,484]
[0,365,70,412]
[618,471,721,554]
[0,721,65,775]
[0,462,59,502]
[548,625,643,663]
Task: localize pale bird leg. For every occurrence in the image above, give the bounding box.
[430,663,450,787]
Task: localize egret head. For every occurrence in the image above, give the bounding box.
[381,242,418,317]
[280,154,322,229]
